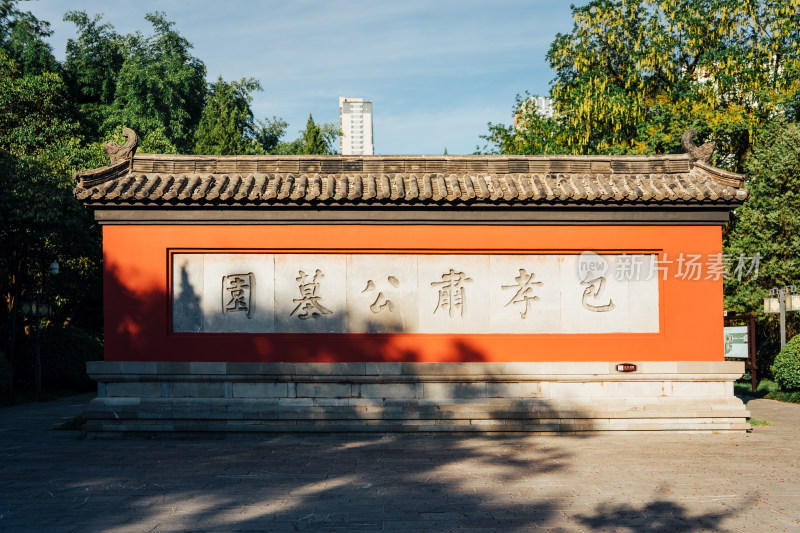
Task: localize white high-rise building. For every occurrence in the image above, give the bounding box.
[339,97,374,155]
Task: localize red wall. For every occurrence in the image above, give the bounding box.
[103,224,723,363]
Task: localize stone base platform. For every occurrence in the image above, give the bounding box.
[84,361,749,437]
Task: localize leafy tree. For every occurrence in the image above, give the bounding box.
[62,11,124,140]
[254,116,289,154]
[0,47,101,392]
[0,49,86,169]
[296,114,340,155]
[301,114,327,155]
[193,76,263,155]
[63,11,123,105]
[270,137,303,156]
[107,11,206,152]
[486,0,800,171]
[0,0,59,76]
[724,118,800,373]
[483,93,569,155]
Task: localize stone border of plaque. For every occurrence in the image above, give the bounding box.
[171,253,660,334]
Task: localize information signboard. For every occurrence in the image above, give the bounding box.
[724,326,749,359]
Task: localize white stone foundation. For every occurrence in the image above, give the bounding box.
[84,361,749,436]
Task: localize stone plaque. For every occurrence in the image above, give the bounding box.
[171,253,660,334]
[274,254,346,333]
[489,255,561,333]
[346,254,418,333]
[418,255,490,334]
[202,254,275,333]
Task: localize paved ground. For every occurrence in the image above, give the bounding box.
[0,394,798,532]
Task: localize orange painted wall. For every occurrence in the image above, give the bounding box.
[103,224,723,363]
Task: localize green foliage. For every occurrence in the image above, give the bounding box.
[62,11,124,140]
[0,0,59,76]
[254,116,289,154]
[483,93,570,155]
[734,378,780,397]
[63,11,123,105]
[765,390,800,403]
[724,119,800,372]
[297,114,340,155]
[107,12,206,152]
[0,49,80,164]
[771,335,800,391]
[301,114,327,155]
[0,3,342,399]
[193,77,264,155]
[486,0,800,171]
[747,417,771,426]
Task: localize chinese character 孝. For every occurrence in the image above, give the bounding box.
[581,276,615,313]
[222,273,255,319]
[502,268,543,319]
[362,276,400,314]
[431,269,472,318]
[291,269,332,320]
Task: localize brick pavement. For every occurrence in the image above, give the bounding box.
[0,393,798,532]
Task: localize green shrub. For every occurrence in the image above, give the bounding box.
[771,335,800,391]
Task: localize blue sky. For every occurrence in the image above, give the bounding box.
[27,1,576,154]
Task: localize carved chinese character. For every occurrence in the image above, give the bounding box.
[362,276,400,314]
[291,269,332,320]
[431,269,472,318]
[222,273,255,319]
[502,268,543,319]
[581,276,615,312]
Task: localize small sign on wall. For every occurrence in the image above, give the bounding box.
[723,326,749,359]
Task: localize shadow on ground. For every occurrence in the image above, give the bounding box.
[0,406,755,532]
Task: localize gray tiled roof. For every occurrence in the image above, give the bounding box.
[74,155,748,207]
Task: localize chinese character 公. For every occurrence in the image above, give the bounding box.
[290,269,332,320]
[502,268,543,319]
[222,273,255,319]
[431,269,472,318]
[362,276,400,314]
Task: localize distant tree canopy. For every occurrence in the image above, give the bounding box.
[485,0,800,173]
[723,118,800,369]
[484,0,800,374]
[193,76,263,155]
[0,1,340,395]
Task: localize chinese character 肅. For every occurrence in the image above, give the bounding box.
[431,269,472,318]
